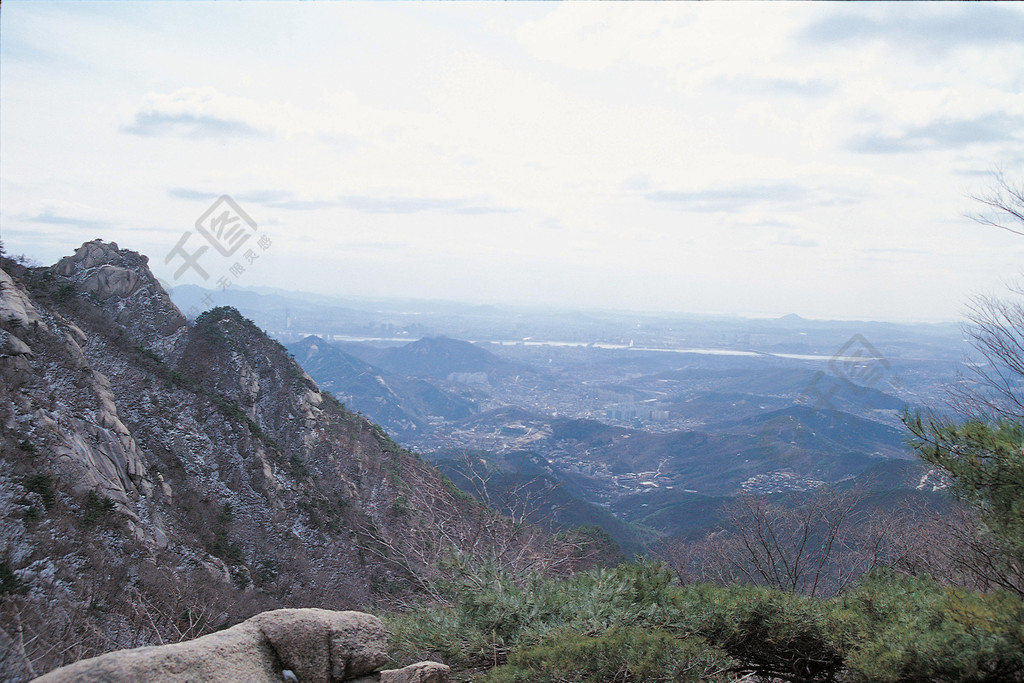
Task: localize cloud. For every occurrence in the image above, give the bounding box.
[26,210,108,229]
[847,113,1024,154]
[800,5,1024,50]
[712,76,834,98]
[645,183,810,212]
[860,247,931,256]
[775,233,818,248]
[122,87,271,139]
[336,195,512,215]
[338,196,466,214]
[122,112,265,140]
[168,188,512,215]
[168,188,219,202]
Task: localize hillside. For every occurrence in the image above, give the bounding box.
[287,335,476,438]
[369,335,524,380]
[0,241,590,679]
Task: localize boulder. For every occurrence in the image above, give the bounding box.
[34,609,390,682]
[353,661,451,683]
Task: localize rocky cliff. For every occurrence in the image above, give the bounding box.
[0,241,578,680]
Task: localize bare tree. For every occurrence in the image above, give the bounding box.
[967,171,1024,239]
[354,455,587,605]
[663,486,904,598]
[444,448,564,528]
[886,501,1024,597]
[948,293,1024,419]
[726,488,862,597]
[946,172,1024,419]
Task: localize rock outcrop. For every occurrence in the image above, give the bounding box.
[33,609,449,683]
[0,241,492,680]
[360,661,451,683]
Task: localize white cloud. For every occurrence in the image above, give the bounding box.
[2,2,1023,321]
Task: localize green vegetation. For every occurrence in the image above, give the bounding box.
[906,414,1024,570]
[24,472,56,510]
[297,492,351,533]
[485,627,732,683]
[386,562,1024,682]
[287,451,308,478]
[391,495,411,515]
[206,503,244,567]
[0,560,26,596]
[52,282,77,303]
[81,491,116,528]
[132,341,280,452]
[254,557,279,587]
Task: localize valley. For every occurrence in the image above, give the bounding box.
[172,285,969,546]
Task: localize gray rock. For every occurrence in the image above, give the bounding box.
[0,266,43,328]
[81,264,141,300]
[0,331,32,357]
[249,609,388,681]
[55,240,126,275]
[379,662,451,683]
[34,609,390,682]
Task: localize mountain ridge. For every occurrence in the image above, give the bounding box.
[0,240,598,679]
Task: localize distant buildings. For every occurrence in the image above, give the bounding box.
[604,403,669,422]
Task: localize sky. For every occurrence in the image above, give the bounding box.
[2,2,1024,323]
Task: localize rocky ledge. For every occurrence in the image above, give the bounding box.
[33,609,448,683]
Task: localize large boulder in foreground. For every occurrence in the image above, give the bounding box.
[34,609,409,682]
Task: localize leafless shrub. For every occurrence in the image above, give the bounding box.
[355,453,591,606]
[662,486,912,597]
[888,504,1024,597]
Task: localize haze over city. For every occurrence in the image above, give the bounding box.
[3,2,1024,321]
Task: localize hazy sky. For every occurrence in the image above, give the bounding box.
[2,2,1024,322]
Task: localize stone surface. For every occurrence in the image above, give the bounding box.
[251,608,389,681]
[351,662,451,683]
[379,661,451,683]
[33,609,389,683]
[0,330,32,357]
[55,238,188,345]
[82,263,142,300]
[0,266,43,328]
[1,241,487,681]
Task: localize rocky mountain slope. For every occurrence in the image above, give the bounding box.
[0,241,587,680]
[288,336,477,438]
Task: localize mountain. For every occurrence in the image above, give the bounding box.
[368,335,523,381]
[287,335,476,437]
[427,448,645,557]
[0,241,593,679]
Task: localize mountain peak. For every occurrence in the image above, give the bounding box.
[54,239,188,347]
[379,335,510,379]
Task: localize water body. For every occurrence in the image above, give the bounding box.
[317,333,863,363]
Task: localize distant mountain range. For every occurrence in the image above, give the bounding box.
[170,284,964,553]
[340,334,527,380]
[287,335,478,436]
